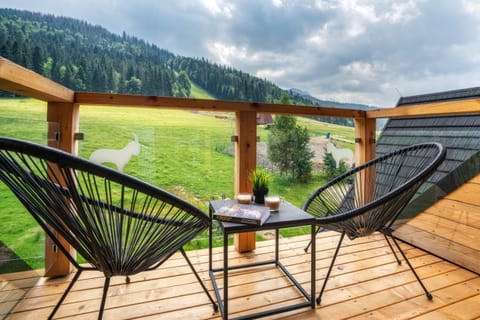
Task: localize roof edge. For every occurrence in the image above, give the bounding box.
[396,86,480,107]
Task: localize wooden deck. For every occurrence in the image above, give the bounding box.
[2,232,480,320]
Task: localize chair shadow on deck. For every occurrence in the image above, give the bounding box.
[0,240,32,274]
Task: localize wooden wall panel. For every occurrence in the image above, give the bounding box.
[396,173,480,274]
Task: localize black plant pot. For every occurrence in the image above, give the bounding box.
[253,188,268,204]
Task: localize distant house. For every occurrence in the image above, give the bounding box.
[376,87,480,273]
[257,113,273,125]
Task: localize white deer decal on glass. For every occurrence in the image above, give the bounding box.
[326,140,354,168]
[89,133,141,172]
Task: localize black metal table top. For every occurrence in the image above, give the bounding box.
[209,199,315,232]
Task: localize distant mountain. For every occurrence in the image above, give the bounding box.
[289,88,376,111]
[0,8,376,127]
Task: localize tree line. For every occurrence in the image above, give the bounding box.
[0,9,179,97]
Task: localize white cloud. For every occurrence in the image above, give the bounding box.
[383,1,421,23]
[199,0,234,18]
[340,0,378,23]
[340,61,383,80]
[207,42,249,65]
[256,68,286,79]
[462,0,480,15]
[271,0,284,8]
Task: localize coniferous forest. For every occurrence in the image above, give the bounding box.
[0,8,286,100]
[0,8,373,126]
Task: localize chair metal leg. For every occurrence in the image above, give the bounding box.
[180,248,218,311]
[304,225,322,253]
[98,277,111,320]
[390,235,433,300]
[317,232,345,305]
[383,233,402,265]
[48,270,83,320]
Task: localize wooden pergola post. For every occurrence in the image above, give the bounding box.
[44,101,80,277]
[234,111,257,252]
[354,116,377,204]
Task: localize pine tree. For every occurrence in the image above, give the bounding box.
[267,94,314,181]
[31,45,44,74]
[323,152,349,180]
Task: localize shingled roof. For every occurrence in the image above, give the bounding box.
[376,87,480,218]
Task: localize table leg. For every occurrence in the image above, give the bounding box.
[311,223,316,308]
[209,208,212,271]
[275,228,279,265]
[224,231,229,319]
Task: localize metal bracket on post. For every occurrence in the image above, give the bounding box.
[47,122,60,147]
[370,132,376,144]
[74,132,85,141]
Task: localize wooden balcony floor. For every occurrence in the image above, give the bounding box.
[2,231,480,320]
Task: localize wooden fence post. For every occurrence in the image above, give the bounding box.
[354,117,376,204]
[44,101,79,277]
[234,111,257,252]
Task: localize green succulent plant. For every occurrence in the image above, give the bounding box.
[250,168,270,192]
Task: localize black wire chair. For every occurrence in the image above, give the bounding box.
[0,137,218,319]
[303,142,446,305]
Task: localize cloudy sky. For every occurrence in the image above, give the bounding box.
[3,0,480,107]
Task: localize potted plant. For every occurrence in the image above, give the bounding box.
[250,168,270,204]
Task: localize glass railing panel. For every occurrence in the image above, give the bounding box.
[78,106,236,205]
[78,106,236,249]
[0,100,47,319]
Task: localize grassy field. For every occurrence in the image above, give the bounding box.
[0,98,354,271]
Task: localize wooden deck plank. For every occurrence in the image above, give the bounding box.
[424,199,480,229]
[446,181,480,207]
[414,295,480,320]
[396,223,480,274]
[348,275,480,320]
[406,212,480,250]
[2,232,480,320]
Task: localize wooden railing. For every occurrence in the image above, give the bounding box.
[2,56,480,276]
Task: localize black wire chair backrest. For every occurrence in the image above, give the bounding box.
[0,137,210,277]
[303,142,446,240]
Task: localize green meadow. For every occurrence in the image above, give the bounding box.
[0,98,354,271]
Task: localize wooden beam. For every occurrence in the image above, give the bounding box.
[0,57,74,102]
[234,111,257,252]
[44,102,80,277]
[75,92,364,118]
[366,98,480,119]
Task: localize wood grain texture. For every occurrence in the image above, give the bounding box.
[0,57,74,102]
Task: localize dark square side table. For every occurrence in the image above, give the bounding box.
[209,199,316,320]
